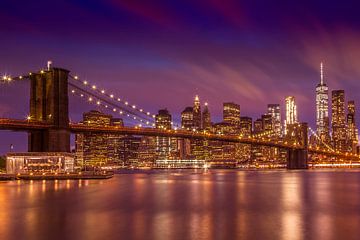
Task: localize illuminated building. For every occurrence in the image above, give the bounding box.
[240,117,252,136]
[262,114,273,132]
[315,62,330,143]
[155,109,172,159]
[347,100,358,152]
[193,95,202,130]
[118,136,141,166]
[223,102,241,134]
[107,118,124,166]
[202,102,211,130]
[6,152,74,174]
[332,90,347,151]
[285,96,298,134]
[253,119,263,134]
[137,136,156,166]
[223,102,241,125]
[267,104,281,136]
[75,110,112,167]
[181,107,193,130]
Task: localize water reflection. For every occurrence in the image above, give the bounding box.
[0,170,360,240]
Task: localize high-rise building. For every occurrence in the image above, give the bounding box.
[240,117,252,137]
[316,62,330,143]
[347,100,358,152]
[155,109,172,159]
[267,104,281,137]
[223,102,240,134]
[285,96,298,134]
[181,107,193,130]
[75,110,113,167]
[332,90,347,151]
[193,95,202,130]
[202,102,211,130]
[261,114,273,132]
[253,118,263,134]
[223,102,241,125]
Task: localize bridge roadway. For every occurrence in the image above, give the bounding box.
[1,118,360,159]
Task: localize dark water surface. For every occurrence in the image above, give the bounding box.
[1,169,360,240]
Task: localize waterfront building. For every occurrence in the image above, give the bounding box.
[193,95,202,130]
[332,90,347,151]
[202,102,211,130]
[118,136,141,166]
[181,107,194,130]
[155,109,172,159]
[6,152,74,174]
[75,110,113,167]
[267,104,281,137]
[316,62,331,144]
[347,100,358,153]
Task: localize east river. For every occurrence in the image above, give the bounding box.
[0,169,360,240]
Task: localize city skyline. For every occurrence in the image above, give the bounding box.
[2,1,360,154]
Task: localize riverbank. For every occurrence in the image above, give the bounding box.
[0,172,114,181]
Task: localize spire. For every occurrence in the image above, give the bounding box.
[320,62,324,85]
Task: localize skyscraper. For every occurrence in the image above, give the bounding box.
[193,95,202,130]
[223,102,241,134]
[285,96,298,133]
[316,62,330,143]
[181,107,194,130]
[347,100,358,152]
[75,110,113,167]
[155,109,172,159]
[267,104,281,136]
[202,102,211,130]
[332,90,347,151]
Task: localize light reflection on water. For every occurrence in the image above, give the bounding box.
[0,169,360,240]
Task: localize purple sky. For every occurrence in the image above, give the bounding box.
[1,0,360,154]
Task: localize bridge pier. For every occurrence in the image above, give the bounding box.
[28,68,70,152]
[287,149,308,169]
[286,122,309,169]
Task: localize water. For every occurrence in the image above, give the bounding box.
[0,169,360,240]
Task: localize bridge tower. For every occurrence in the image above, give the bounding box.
[287,122,308,169]
[28,68,70,152]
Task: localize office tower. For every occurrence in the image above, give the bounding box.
[316,62,330,143]
[347,100,358,152]
[75,110,112,167]
[202,102,211,130]
[253,118,263,134]
[193,95,202,130]
[181,107,194,130]
[262,114,273,132]
[240,117,252,137]
[223,102,241,134]
[223,102,241,126]
[267,104,281,136]
[118,136,141,166]
[285,96,298,134]
[108,118,124,166]
[332,90,347,151]
[155,109,172,159]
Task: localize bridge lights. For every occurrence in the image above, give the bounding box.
[83,81,88,85]
[132,105,136,109]
[92,85,96,90]
[125,101,128,105]
[96,101,100,105]
[117,98,121,101]
[110,94,114,98]
[74,76,79,80]
[101,90,105,94]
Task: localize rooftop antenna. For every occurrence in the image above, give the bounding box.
[320,62,324,85]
